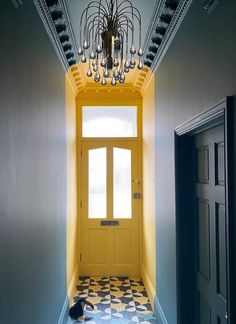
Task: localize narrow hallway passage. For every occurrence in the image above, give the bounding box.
[67,277,156,323]
[2,2,236,324]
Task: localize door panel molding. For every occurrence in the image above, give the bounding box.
[175,97,235,324]
[80,140,140,276]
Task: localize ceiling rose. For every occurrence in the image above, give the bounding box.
[78,0,143,86]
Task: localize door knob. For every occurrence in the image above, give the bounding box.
[132,179,141,184]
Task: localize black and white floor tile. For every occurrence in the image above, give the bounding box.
[68,276,157,323]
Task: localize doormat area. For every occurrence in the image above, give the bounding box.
[68,276,157,323]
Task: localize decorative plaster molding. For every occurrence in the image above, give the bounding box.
[143,0,193,73]
[175,99,225,136]
[204,0,219,14]
[140,0,193,93]
[34,0,193,95]
[140,68,153,97]
[134,66,152,95]
[151,0,193,74]
[143,0,167,57]
[75,82,142,100]
[11,0,23,8]
[34,0,69,71]
[60,0,79,63]
[143,0,178,68]
[34,0,85,92]
[34,0,79,93]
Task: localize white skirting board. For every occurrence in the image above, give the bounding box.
[141,266,156,309]
[141,266,168,324]
[58,296,69,324]
[154,294,168,324]
[58,265,79,324]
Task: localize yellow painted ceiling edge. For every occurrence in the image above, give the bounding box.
[68,63,152,98]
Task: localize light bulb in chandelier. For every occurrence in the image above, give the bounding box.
[83,40,89,49]
[120,73,125,81]
[124,60,130,69]
[93,63,98,72]
[130,45,136,55]
[104,69,109,78]
[130,56,136,66]
[94,71,101,82]
[81,54,87,63]
[90,51,96,59]
[138,61,143,70]
[114,70,119,80]
[111,77,116,86]
[101,58,106,67]
[78,47,83,56]
[87,69,92,77]
[79,0,143,85]
[101,78,106,86]
[96,44,102,54]
[138,48,143,57]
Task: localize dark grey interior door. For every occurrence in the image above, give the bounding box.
[195,124,228,324]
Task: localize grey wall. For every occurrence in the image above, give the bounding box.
[0,1,67,323]
[154,0,236,323]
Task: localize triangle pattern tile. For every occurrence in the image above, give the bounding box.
[70,276,157,323]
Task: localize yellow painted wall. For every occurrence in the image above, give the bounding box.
[142,76,156,307]
[65,75,78,301]
[74,87,156,305]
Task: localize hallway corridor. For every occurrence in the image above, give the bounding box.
[1,1,236,324]
[67,277,156,323]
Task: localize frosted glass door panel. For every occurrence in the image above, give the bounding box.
[88,148,107,219]
[82,106,137,137]
[113,148,132,219]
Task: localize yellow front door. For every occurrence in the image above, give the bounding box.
[80,140,140,277]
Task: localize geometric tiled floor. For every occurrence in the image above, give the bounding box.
[68,276,157,323]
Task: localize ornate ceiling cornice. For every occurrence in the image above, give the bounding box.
[11,0,23,8]
[34,0,82,93]
[34,0,193,96]
[143,0,193,73]
[34,0,77,69]
[76,83,142,100]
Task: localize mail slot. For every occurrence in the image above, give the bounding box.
[101,220,120,226]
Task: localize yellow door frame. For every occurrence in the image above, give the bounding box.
[76,97,143,276]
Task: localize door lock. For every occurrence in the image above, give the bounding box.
[133,193,141,199]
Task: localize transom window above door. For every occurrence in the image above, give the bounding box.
[82,106,137,137]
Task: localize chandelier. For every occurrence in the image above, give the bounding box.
[78,0,143,86]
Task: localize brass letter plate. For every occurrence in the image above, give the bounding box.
[101,220,120,226]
